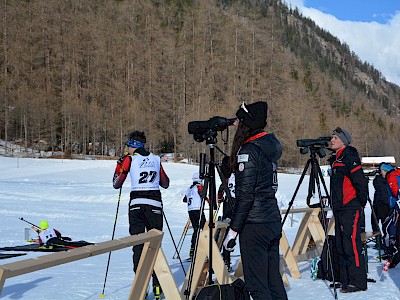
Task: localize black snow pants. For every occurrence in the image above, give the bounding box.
[334,208,367,290]
[239,222,287,300]
[129,204,163,286]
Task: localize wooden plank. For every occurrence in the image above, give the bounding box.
[279,231,301,278]
[291,210,313,255]
[129,241,159,300]
[153,248,181,299]
[0,230,164,298]
[180,221,232,299]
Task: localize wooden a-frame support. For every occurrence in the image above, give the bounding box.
[0,229,180,300]
[279,207,334,279]
[180,219,232,299]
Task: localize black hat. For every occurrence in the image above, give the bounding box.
[128,131,146,143]
[236,101,268,130]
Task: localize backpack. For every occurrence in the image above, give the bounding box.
[317,235,340,282]
[195,278,250,300]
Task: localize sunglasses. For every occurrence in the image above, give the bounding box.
[240,102,255,120]
[333,127,343,133]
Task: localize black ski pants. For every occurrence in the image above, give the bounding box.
[188,210,206,252]
[372,202,390,232]
[129,204,163,286]
[334,208,367,290]
[239,222,287,300]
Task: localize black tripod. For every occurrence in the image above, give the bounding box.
[184,132,233,299]
[281,145,338,299]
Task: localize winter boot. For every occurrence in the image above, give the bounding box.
[153,284,163,299]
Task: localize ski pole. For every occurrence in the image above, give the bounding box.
[99,187,122,298]
[162,210,186,276]
[19,217,40,230]
[173,219,190,259]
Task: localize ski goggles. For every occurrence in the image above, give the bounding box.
[126,138,144,149]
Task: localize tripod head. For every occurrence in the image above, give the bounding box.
[188,116,236,145]
[297,136,331,158]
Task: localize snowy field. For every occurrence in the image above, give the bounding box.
[0,156,399,299]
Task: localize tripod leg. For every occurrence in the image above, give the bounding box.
[282,158,312,226]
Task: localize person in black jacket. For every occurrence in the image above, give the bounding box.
[223,101,287,300]
[372,174,390,233]
[329,127,368,293]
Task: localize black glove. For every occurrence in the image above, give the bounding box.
[61,236,72,241]
[117,155,126,165]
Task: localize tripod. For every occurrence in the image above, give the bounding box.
[184,132,233,299]
[281,145,338,299]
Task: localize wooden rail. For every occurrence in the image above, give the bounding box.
[0,229,180,299]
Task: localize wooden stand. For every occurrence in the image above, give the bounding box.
[262,207,335,286]
[180,220,232,299]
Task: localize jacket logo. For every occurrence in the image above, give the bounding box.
[139,158,156,168]
[237,154,249,163]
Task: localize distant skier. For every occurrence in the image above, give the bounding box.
[183,172,206,260]
[32,220,70,247]
[113,130,170,299]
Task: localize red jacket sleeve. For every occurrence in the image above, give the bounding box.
[159,163,170,189]
[113,156,131,189]
[197,185,209,202]
[387,170,400,198]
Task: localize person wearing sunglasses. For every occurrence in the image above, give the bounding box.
[329,127,368,293]
[223,101,287,300]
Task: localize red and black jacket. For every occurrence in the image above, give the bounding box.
[329,146,368,211]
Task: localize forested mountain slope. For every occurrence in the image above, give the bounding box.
[1,0,399,166]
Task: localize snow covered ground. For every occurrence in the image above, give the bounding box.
[0,156,399,299]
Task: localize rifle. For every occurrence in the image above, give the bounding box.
[19,217,40,230]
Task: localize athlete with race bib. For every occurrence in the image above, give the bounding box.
[113,130,170,299]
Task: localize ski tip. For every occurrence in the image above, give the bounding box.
[99,294,105,298]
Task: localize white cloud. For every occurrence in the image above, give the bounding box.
[284,1,400,86]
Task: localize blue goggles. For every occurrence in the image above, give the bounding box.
[126,138,144,149]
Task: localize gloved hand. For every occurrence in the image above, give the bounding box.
[389,238,398,256]
[117,146,129,165]
[117,154,126,165]
[61,236,72,241]
[223,228,238,252]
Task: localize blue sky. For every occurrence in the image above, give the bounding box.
[285,1,400,86]
[304,0,398,24]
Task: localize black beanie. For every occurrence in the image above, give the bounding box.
[128,131,146,143]
[236,101,268,130]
